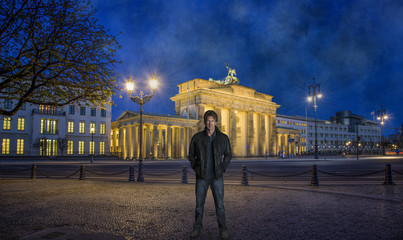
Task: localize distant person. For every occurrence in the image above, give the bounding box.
[188,110,232,239]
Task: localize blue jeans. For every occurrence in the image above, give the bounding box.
[194,177,227,231]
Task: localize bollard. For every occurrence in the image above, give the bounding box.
[31,164,37,179]
[79,165,85,180]
[181,166,188,184]
[241,165,248,186]
[311,165,319,186]
[128,165,135,182]
[383,163,394,185]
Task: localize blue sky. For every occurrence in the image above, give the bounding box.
[92,0,403,135]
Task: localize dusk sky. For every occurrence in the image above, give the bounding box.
[92,0,403,135]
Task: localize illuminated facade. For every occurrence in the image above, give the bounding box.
[111,111,199,159]
[171,78,280,157]
[0,102,111,156]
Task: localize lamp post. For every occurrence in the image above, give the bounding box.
[376,106,388,155]
[126,74,159,182]
[90,126,95,163]
[307,77,322,159]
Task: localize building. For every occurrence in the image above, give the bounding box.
[111,111,199,159]
[0,100,111,156]
[277,111,381,154]
[112,77,281,158]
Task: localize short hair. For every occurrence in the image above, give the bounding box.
[204,110,218,125]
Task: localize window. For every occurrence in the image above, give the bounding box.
[100,123,106,135]
[4,99,12,109]
[79,141,85,154]
[80,107,86,115]
[91,107,96,116]
[90,141,94,155]
[40,118,58,134]
[68,121,74,133]
[3,117,11,130]
[2,139,10,154]
[17,118,25,131]
[101,108,106,117]
[69,105,75,115]
[39,105,56,114]
[17,139,24,154]
[100,142,105,155]
[79,122,85,134]
[67,141,74,155]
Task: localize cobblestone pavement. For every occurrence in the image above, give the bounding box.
[1,179,403,240]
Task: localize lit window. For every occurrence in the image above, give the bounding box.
[79,141,85,154]
[100,142,105,155]
[68,121,74,133]
[2,139,10,154]
[67,141,74,155]
[90,141,95,155]
[100,123,106,135]
[17,118,25,131]
[40,118,58,134]
[17,139,24,154]
[3,117,11,130]
[53,139,58,156]
[91,108,96,116]
[79,122,85,134]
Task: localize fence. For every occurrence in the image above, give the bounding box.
[1,164,402,186]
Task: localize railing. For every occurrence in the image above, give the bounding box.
[1,164,402,186]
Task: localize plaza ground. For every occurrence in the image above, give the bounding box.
[1,178,403,240]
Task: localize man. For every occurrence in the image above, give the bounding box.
[188,110,232,239]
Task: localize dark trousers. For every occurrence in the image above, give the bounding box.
[193,177,227,231]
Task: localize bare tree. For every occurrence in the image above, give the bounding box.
[0,0,120,116]
[57,137,68,156]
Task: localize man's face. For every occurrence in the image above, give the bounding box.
[206,116,217,132]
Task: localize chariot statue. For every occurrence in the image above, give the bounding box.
[209,63,239,85]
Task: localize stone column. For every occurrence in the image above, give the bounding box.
[247,112,254,156]
[158,128,163,158]
[166,125,172,159]
[259,114,266,156]
[145,125,151,159]
[132,125,138,159]
[290,134,295,155]
[197,105,206,131]
[230,109,237,156]
[127,126,133,158]
[180,127,185,159]
[215,107,222,130]
[270,115,276,156]
[152,125,159,159]
[119,127,124,159]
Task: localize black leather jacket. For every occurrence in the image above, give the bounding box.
[188,127,232,179]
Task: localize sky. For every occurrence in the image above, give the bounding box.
[92,0,403,135]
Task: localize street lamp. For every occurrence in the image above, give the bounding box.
[126,74,159,182]
[376,106,388,155]
[90,126,95,163]
[307,77,322,159]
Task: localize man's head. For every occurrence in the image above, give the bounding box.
[204,110,218,132]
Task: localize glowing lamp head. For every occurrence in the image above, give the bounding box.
[126,77,135,94]
[90,127,95,134]
[307,96,313,102]
[383,115,388,120]
[317,93,323,98]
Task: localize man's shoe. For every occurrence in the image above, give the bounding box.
[220,230,229,239]
[190,228,200,238]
